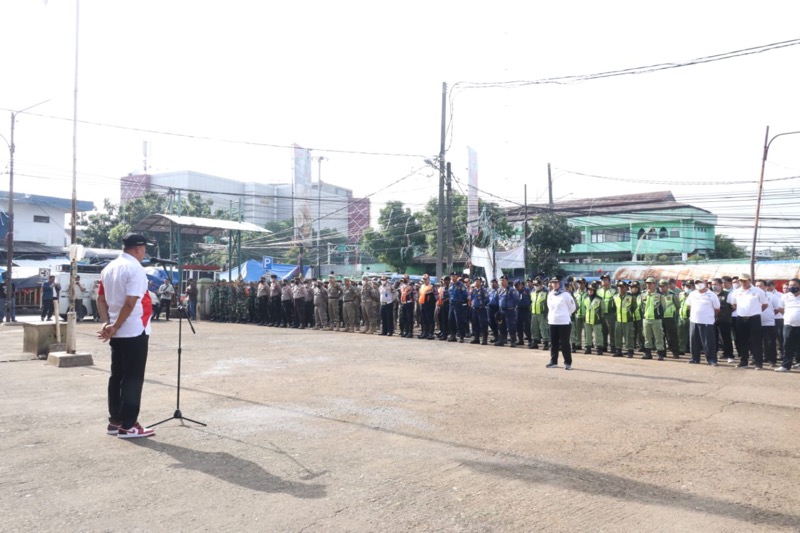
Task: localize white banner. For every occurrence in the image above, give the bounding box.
[293,144,312,241]
[467,147,479,237]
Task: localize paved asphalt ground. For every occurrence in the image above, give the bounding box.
[2,314,800,532]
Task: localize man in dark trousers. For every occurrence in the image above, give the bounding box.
[96,233,155,439]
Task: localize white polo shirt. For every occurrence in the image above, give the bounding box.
[686,290,720,325]
[729,286,767,318]
[782,292,800,327]
[768,289,784,319]
[99,252,152,338]
[760,291,782,327]
[547,289,576,325]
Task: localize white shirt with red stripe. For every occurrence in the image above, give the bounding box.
[99,252,152,338]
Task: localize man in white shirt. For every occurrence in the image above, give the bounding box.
[756,280,782,367]
[96,233,155,439]
[156,278,176,321]
[776,278,800,372]
[729,273,768,369]
[379,276,395,336]
[766,280,785,361]
[685,278,721,366]
[546,277,577,370]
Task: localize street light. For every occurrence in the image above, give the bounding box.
[4,100,50,323]
[750,126,800,279]
[316,156,326,273]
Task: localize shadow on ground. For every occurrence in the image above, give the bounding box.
[131,439,327,499]
[464,459,798,529]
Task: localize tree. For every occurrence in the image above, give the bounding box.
[78,191,216,259]
[415,192,514,259]
[710,234,747,260]
[526,213,581,278]
[362,201,425,272]
[770,246,800,261]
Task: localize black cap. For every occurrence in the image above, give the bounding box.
[122,233,152,248]
[548,277,560,283]
[600,274,610,280]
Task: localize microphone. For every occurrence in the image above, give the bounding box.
[149,257,179,266]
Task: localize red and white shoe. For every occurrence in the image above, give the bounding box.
[117,422,155,439]
[106,421,122,436]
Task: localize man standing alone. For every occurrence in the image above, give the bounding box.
[96,233,155,439]
[546,277,577,369]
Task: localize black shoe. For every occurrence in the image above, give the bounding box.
[469,337,480,345]
[583,349,592,354]
[481,336,488,346]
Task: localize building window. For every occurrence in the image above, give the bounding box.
[638,228,645,240]
[670,229,680,238]
[647,228,657,240]
[659,227,668,239]
[579,231,586,244]
[33,215,50,223]
[591,228,630,243]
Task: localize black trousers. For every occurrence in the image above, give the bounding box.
[690,322,717,364]
[421,303,435,335]
[471,307,488,336]
[108,332,149,429]
[736,315,763,367]
[776,318,785,356]
[488,305,499,338]
[41,299,55,320]
[517,305,531,343]
[762,325,778,364]
[281,299,293,325]
[158,299,171,320]
[549,324,573,366]
[439,301,450,337]
[293,298,306,327]
[381,303,394,334]
[269,296,281,324]
[258,296,269,323]
[716,321,733,358]
[400,302,414,335]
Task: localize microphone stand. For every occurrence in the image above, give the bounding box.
[148,260,206,429]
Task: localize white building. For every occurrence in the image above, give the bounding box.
[0,191,95,252]
[120,170,358,239]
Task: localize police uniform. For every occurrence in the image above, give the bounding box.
[399,279,416,338]
[640,277,666,360]
[678,281,694,355]
[269,276,281,326]
[630,281,644,352]
[597,276,617,352]
[516,281,532,346]
[571,279,587,351]
[436,278,451,340]
[448,277,469,342]
[470,281,490,345]
[583,283,604,354]
[530,282,549,349]
[313,282,328,329]
[280,281,293,327]
[341,280,358,333]
[612,281,635,357]
[497,277,520,347]
[487,281,500,341]
[327,277,342,330]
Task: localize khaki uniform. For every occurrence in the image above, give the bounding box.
[313,285,328,329]
[327,280,342,330]
[342,283,358,332]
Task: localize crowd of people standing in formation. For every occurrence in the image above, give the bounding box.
[204,272,800,372]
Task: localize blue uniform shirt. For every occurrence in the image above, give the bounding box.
[449,280,469,304]
[518,287,531,307]
[470,286,489,309]
[488,288,499,306]
[499,287,521,309]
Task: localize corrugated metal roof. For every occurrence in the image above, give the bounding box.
[0,191,94,212]
[135,214,272,237]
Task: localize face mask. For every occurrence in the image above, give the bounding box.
[712,285,721,293]
[695,283,706,290]
[789,286,800,294]
[684,288,691,293]
[733,283,740,289]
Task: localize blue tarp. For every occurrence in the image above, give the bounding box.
[218,260,311,282]
[144,266,180,292]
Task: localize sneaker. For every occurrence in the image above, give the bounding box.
[726,358,735,364]
[709,362,718,367]
[754,366,763,371]
[106,421,122,436]
[775,366,790,372]
[564,365,572,370]
[794,363,800,369]
[545,363,558,368]
[118,422,155,439]
[734,364,748,369]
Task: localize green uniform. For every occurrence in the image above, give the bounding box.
[613,292,635,354]
[583,295,604,353]
[678,291,690,355]
[531,289,549,344]
[661,290,680,356]
[572,289,587,348]
[630,291,644,351]
[210,284,220,321]
[641,290,665,353]
[219,282,230,322]
[597,286,617,351]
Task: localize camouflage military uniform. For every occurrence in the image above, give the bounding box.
[210,282,220,321]
[247,282,257,323]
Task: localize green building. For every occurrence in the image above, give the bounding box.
[508,191,716,263]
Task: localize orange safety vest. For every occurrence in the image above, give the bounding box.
[418,284,433,305]
[400,285,413,304]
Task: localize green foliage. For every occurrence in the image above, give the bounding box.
[362,201,425,273]
[710,234,747,260]
[770,246,800,261]
[526,213,581,277]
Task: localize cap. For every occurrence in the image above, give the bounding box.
[685,279,695,285]
[122,233,152,247]
[587,282,598,290]
[500,275,507,280]
[630,281,640,287]
[616,281,628,287]
[739,273,752,281]
[532,279,541,285]
[645,277,656,283]
[694,278,706,284]
[600,274,610,280]
[548,277,560,283]
[271,274,278,278]
[658,279,669,286]
[575,277,585,283]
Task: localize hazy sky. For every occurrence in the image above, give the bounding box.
[2,1,799,249]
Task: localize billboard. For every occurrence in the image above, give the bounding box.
[467,147,479,236]
[293,144,313,242]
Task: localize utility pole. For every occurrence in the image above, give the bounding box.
[523,184,528,280]
[547,163,553,208]
[446,161,453,273]
[436,82,447,280]
[317,156,326,274]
